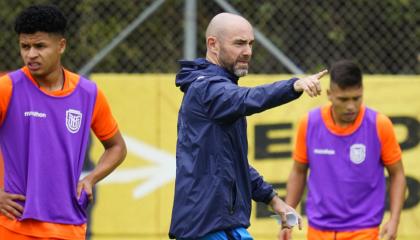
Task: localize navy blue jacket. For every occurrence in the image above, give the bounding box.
[169,58,302,239]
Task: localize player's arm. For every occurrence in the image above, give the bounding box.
[278,114,309,239]
[377,113,405,239]
[380,161,405,239]
[77,131,126,200]
[377,113,406,225]
[286,114,309,207]
[386,161,405,223]
[77,88,127,201]
[285,161,308,208]
[278,162,307,240]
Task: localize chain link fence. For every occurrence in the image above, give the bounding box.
[0,0,419,74]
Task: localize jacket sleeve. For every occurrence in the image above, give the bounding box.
[201,78,302,123]
[249,165,275,204]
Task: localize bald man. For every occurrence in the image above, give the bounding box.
[169,13,327,240]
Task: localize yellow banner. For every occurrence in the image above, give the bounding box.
[89,74,420,240]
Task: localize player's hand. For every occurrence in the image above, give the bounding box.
[293,69,328,97]
[0,189,25,220]
[77,176,95,202]
[380,219,399,240]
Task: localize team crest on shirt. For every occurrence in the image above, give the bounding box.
[350,143,366,164]
[66,109,83,133]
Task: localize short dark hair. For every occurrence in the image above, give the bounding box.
[14,4,67,35]
[329,60,362,89]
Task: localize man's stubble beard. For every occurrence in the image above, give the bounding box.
[233,66,248,77]
[219,51,249,77]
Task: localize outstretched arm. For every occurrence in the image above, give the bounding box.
[204,70,327,122]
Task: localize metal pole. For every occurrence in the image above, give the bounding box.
[184,0,197,60]
[213,0,304,74]
[78,0,166,75]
